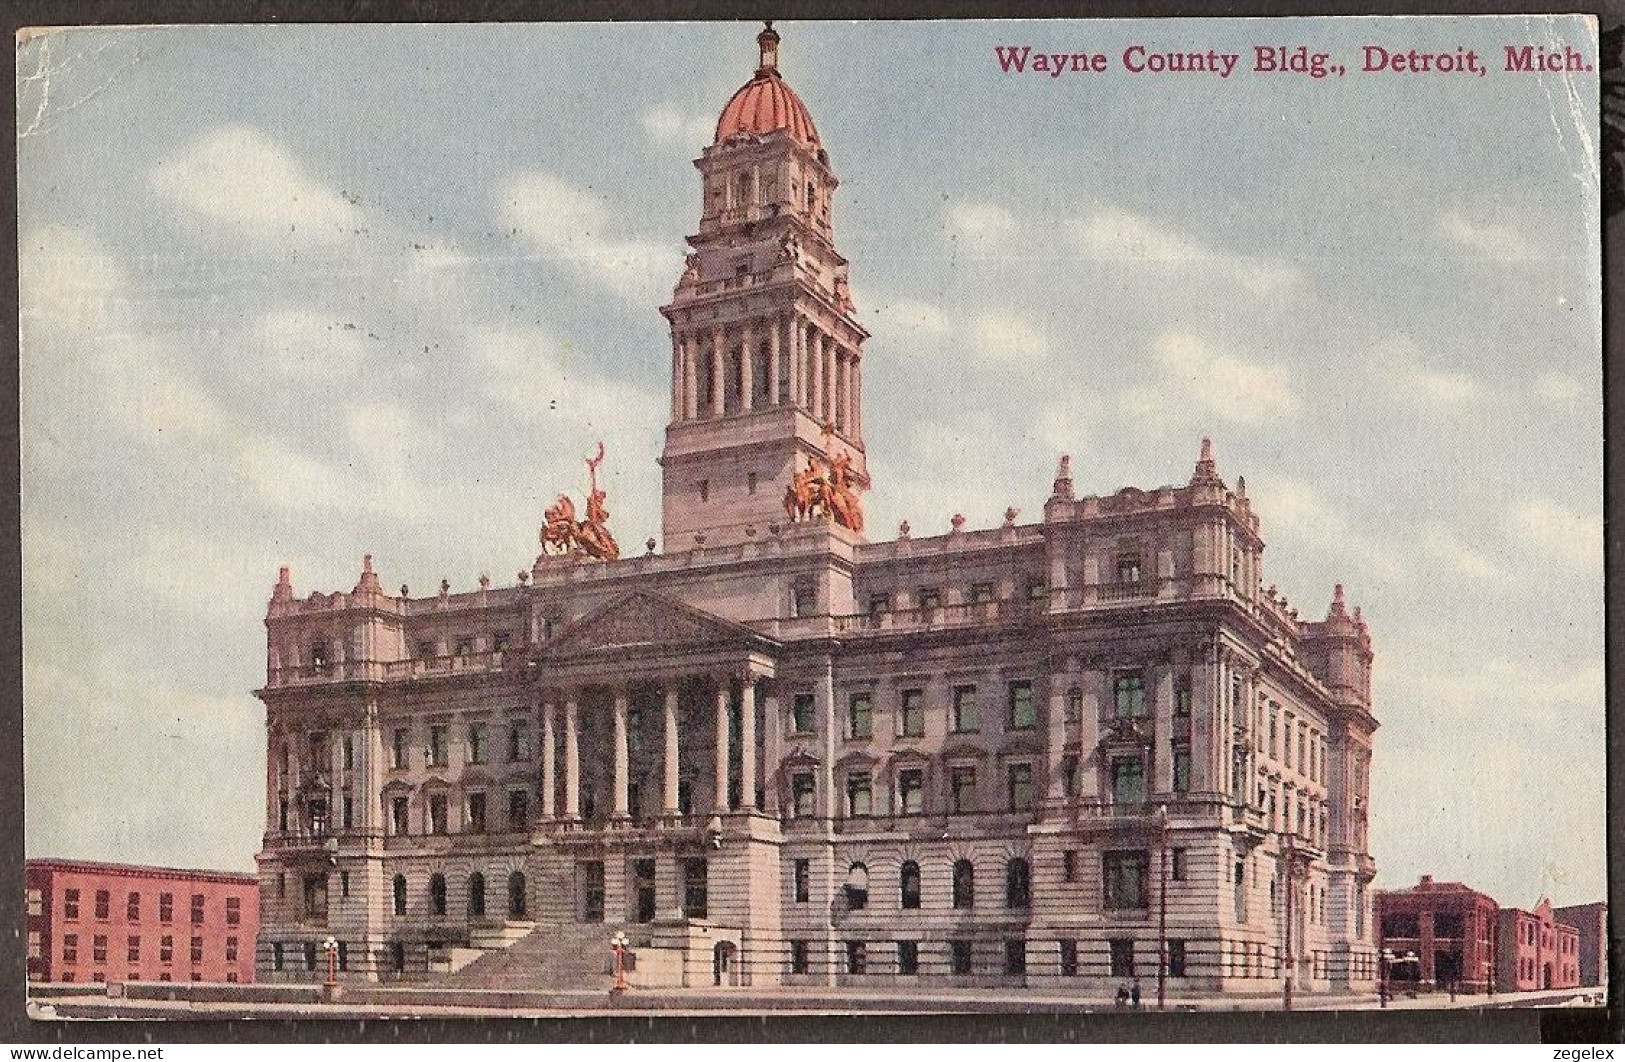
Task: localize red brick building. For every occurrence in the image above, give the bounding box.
[1497,898,1580,992]
[26,859,258,985]
[1553,902,1607,988]
[1375,875,1497,992]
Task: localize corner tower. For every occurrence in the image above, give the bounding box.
[659,24,870,549]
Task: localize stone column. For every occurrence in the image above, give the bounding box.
[612,687,631,819]
[683,334,698,420]
[741,319,755,412]
[663,683,681,817]
[824,335,838,427]
[670,333,681,420]
[710,329,726,418]
[713,680,732,813]
[763,687,782,814]
[789,317,803,407]
[1045,677,1068,804]
[739,672,758,811]
[1154,664,1175,794]
[540,697,557,819]
[564,691,581,820]
[810,329,824,424]
[852,353,862,438]
[768,315,782,407]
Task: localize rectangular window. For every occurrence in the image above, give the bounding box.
[63,935,78,962]
[1114,673,1146,718]
[1060,939,1079,976]
[950,940,973,975]
[848,693,873,740]
[1004,939,1027,975]
[1007,762,1035,811]
[342,793,354,829]
[1168,939,1188,978]
[682,859,708,920]
[846,771,872,817]
[126,892,140,922]
[917,587,942,609]
[868,593,890,616]
[26,889,41,917]
[1103,850,1151,910]
[92,935,107,962]
[1111,756,1146,805]
[898,768,925,815]
[845,940,866,974]
[392,796,410,835]
[791,693,816,734]
[1063,850,1078,883]
[467,792,487,833]
[950,765,977,814]
[509,789,529,831]
[190,936,203,963]
[156,892,170,923]
[1175,686,1192,717]
[1027,577,1047,600]
[899,689,925,738]
[1110,938,1136,978]
[429,794,448,834]
[1062,755,1080,799]
[791,773,816,818]
[897,940,919,975]
[1117,553,1142,583]
[580,861,605,923]
[508,722,528,762]
[430,725,448,767]
[1172,848,1188,882]
[392,728,409,769]
[951,685,978,733]
[790,940,810,975]
[271,942,282,971]
[1006,681,1035,729]
[94,890,110,920]
[126,935,140,963]
[1172,741,1192,793]
[794,859,810,903]
[468,723,487,764]
[190,894,204,925]
[970,582,995,604]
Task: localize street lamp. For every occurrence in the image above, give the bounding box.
[321,936,339,989]
[610,930,630,995]
[1156,803,1170,1011]
[1282,832,1295,1012]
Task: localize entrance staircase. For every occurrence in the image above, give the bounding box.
[440,922,623,990]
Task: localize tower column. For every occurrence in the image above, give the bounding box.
[540,697,557,819]
[670,334,681,420]
[739,671,757,811]
[768,314,782,406]
[810,329,825,424]
[683,333,698,420]
[791,318,804,408]
[741,319,755,412]
[564,691,581,820]
[852,353,862,438]
[663,683,681,817]
[612,687,631,819]
[711,327,726,418]
[837,351,850,433]
[824,333,838,427]
[713,680,732,814]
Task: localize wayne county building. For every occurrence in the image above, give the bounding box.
[254,26,1380,996]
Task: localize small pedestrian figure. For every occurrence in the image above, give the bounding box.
[1115,982,1130,1009]
[1131,978,1142,1010]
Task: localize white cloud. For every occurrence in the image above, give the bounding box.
[1259,477,1403,584]
[472,326,663,433]
[1421,524,1502,581]
[503,171,679,306]
[1534,370,1589,404]
[947,201,1016,250]
[256,309,371,380]
[972,311,1047,361]
[1128,332,1300,425]
[640,102,715,149]
[1510,498,1601,571]
[1370,337,1486,410]
[1070,208,1300,295]
[18,224,127,328]
[1437,208,1537,261]
[870,297,951,338]
[232,432,355,512]
[151,125,361,245]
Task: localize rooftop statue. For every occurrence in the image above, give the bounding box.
[541,442,621,561]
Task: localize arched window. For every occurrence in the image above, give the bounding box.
[845,863,869,911]
[900,861,922,910]
[508,871,527,918]
[392,874,406,916]
[1005,857,1031,909]
[952,859,975,910]
[468,872,486,918]
[430,873,447,916]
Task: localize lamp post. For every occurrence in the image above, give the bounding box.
[1379,947,1393,1008]
[610,930,630,995]
[1282,832,1295,1012]
[1156,803,1169,1011]
[321,935,339,992]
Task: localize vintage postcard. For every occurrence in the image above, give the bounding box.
[16,14,1607,1029]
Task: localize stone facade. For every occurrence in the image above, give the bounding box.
[253,26,1380,996]
[27,859,258,985]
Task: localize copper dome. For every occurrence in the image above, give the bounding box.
[713,25,821,147]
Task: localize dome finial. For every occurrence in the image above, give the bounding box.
[757,21,781,75]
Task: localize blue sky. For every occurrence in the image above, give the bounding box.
[18,17,1603,907]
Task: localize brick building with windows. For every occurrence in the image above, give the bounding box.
[1375,876,1498,993]
[1497,898,1581,992]
[26,859,258,985]
[1553,902,1608,989]
[255,25,1379,995]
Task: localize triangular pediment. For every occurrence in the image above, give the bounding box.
[544,591,774,657]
